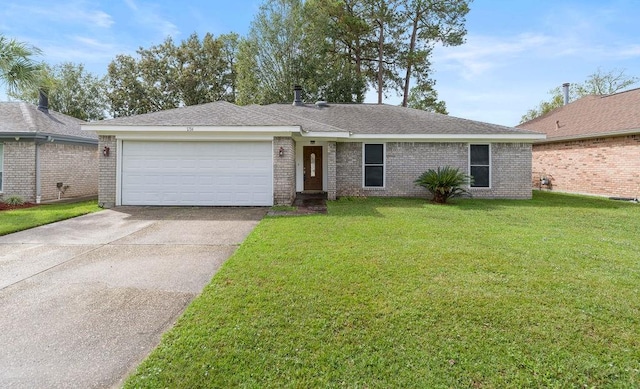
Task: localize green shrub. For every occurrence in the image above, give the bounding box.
[414,166,472,204]
[3,195,25,206]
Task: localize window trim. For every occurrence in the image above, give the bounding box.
[469,144,491,189]
[362,143,385,188]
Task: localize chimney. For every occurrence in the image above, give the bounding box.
[562,83,570,105]
[38,88,49,113]
[292,85,303,107]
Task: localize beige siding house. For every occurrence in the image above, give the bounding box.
[0,99,98,203]
[85,92,544,208]
[519,87,640,199]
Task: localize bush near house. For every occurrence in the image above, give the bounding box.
[414,166,472,203]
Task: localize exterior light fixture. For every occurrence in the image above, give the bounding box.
[103,146,110,157]
[278,146,284,157]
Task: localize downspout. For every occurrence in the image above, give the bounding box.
[35,141,41,203]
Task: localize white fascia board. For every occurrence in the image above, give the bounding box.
[109,132,284,142]
[299,131,350,138]
[83,125,300,135]
[345,133,547,142]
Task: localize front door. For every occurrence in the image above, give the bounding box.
[303,146,323,191]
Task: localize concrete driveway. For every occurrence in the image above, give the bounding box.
[0,206,266,389]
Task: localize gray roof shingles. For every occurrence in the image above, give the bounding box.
[518,88,640,140]
[89,100,541,136]
[0,102,96,140]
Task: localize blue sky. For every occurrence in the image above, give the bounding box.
[1,0,639,126]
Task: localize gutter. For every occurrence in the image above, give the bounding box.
[533,128,640,144]
[0,132,98,145]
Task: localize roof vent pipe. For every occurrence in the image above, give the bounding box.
[38,88,49,113]
[562,83,570,105]
[292,85,303,107]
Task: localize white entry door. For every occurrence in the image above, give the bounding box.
[121,141,273,206]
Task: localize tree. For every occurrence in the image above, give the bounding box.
[236,0,308,105]
[399,0,470,108]
[520,68,639,123]
[9,62,108,121]
[107,33,237,117]
[0,34,43,95]
[406,81,447,113]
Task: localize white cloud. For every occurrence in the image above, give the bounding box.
[2,2,114,30]
[120,0,180,39]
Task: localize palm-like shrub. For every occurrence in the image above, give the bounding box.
[415,166,472,204]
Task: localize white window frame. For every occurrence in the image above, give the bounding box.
[469,144,491,189]
[0,143,4,193]
[362,143,385,188]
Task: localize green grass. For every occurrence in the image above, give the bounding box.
[124,192,640,388]
[0,200,101,235]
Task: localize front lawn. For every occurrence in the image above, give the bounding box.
[125,192,640,388]
[0,200,101,236]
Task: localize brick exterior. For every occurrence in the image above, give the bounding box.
[0,141,98,203]
[39,143,98,201]
[326,142,337,200]
[336,142,532,199]
[1,142,36,201]
[98,136,117,208]
[273,137,296,205]
[532,135,640,198]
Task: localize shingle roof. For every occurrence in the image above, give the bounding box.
[258,103,540,135]
[518,87,640,140]
[89,100,541,137]
[0,102,96,140]
[89,101,292,127]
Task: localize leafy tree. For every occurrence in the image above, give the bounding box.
[414,166,471,203]
[0,34,43,95]
[9,62,108,121]
[520,68,639,123]
[406,81,447,113]
[399,0,470,108]
[107,32,237,117]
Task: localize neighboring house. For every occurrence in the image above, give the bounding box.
[84,89,544,208]
[0,95,99,203]
[519,87,640,199]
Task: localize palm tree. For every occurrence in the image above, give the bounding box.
[0,34,43,95]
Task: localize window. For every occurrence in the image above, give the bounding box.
[469,144,490,188]
[0,143,3,192]
[363,143,384,187]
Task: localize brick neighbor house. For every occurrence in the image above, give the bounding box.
[0,96,98,203]
[84,88,544,208]
[519,87,640,200]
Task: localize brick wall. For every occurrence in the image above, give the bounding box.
[273,137,296,205]
[39,143,98,201]
[1,141,36,202]
[326,142,337,200]
[532,135,640,198]
[336,142,532,199]
[98,136,117,208]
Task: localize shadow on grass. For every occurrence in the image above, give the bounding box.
[328,191,638,217]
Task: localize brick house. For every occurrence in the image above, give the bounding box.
[0,97,98,203]
[519,87,640,199]
[85,91,544,208]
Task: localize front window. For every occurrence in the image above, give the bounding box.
[363,143,384,187]
[470,144,490,188]
[0,143,3,192]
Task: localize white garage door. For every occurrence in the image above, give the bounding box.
[121,141,273,206]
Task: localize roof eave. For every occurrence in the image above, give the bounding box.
[535,128,640,143]
[0,132,98,145]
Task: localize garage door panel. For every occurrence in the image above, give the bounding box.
[121,141,273,206]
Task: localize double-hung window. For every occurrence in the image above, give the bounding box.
[363,143,384,187]
[0,143,3,192]
[469,144,490,188]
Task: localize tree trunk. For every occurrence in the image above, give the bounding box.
[377,19,384,104]
[402,12,420,107]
